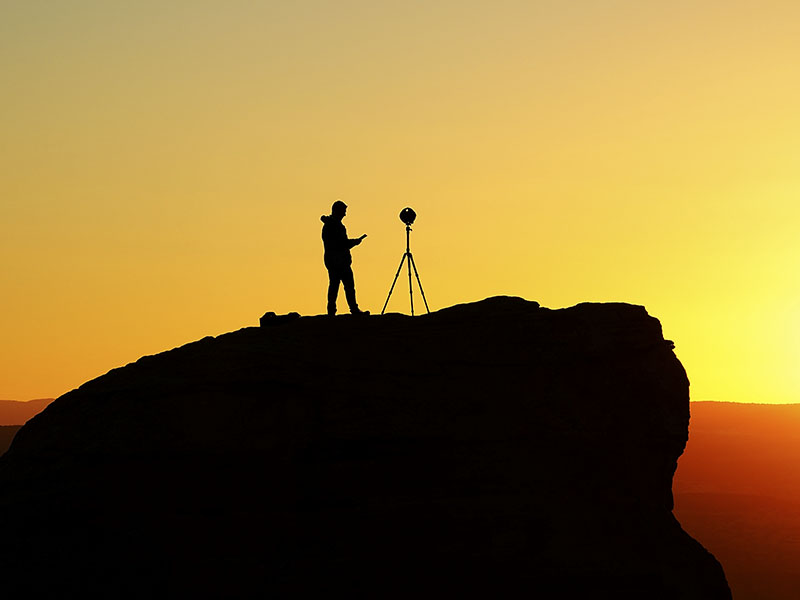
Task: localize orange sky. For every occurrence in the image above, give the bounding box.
[2,1,799,403]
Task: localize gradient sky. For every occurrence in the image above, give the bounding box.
[2,1,799,403]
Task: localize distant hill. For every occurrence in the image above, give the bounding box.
[0,398,53,425]
[674,402,800,600]
[0,426,21,456]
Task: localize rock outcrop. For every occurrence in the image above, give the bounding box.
[0,297,730,598]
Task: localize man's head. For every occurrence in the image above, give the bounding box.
[332,200,347,216]
[331,200,347,219]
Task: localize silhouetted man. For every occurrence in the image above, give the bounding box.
[321,200,368,316]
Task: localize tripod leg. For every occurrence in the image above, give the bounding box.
[406,251,414,316]
[409,254,430,314]
[381,253,407,315]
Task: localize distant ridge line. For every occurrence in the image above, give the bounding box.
[0,398,54,426]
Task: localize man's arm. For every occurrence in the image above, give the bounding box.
[347,234,367,249]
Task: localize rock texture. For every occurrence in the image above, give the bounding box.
[0,297,730,598]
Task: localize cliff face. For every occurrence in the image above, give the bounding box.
[0,297,730,598]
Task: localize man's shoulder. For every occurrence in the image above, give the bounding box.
[321,221,345,242]
[322,220,344,231]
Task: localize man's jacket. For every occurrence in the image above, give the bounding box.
[321,215,359,270]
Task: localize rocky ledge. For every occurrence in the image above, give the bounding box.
[0,297,730,598]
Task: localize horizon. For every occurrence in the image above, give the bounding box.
[3,2,799,403]
[7,398,800,408]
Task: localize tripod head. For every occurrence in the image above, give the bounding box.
[398,207,416,249]
[399,207,416,226]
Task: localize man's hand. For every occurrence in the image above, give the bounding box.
[355,234,367,245]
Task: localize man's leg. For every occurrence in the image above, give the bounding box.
[340,266,362,314]
[327,269,341,315]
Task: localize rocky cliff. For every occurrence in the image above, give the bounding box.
[0,297,730,598]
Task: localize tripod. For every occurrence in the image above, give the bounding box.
[381,224,430,315]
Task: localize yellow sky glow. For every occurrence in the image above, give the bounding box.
[2,1,799,402]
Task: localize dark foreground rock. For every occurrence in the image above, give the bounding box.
[0,297,730,598]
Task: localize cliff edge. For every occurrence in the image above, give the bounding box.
[0,297,730,598]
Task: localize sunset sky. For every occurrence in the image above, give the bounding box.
[2,1,799,403]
